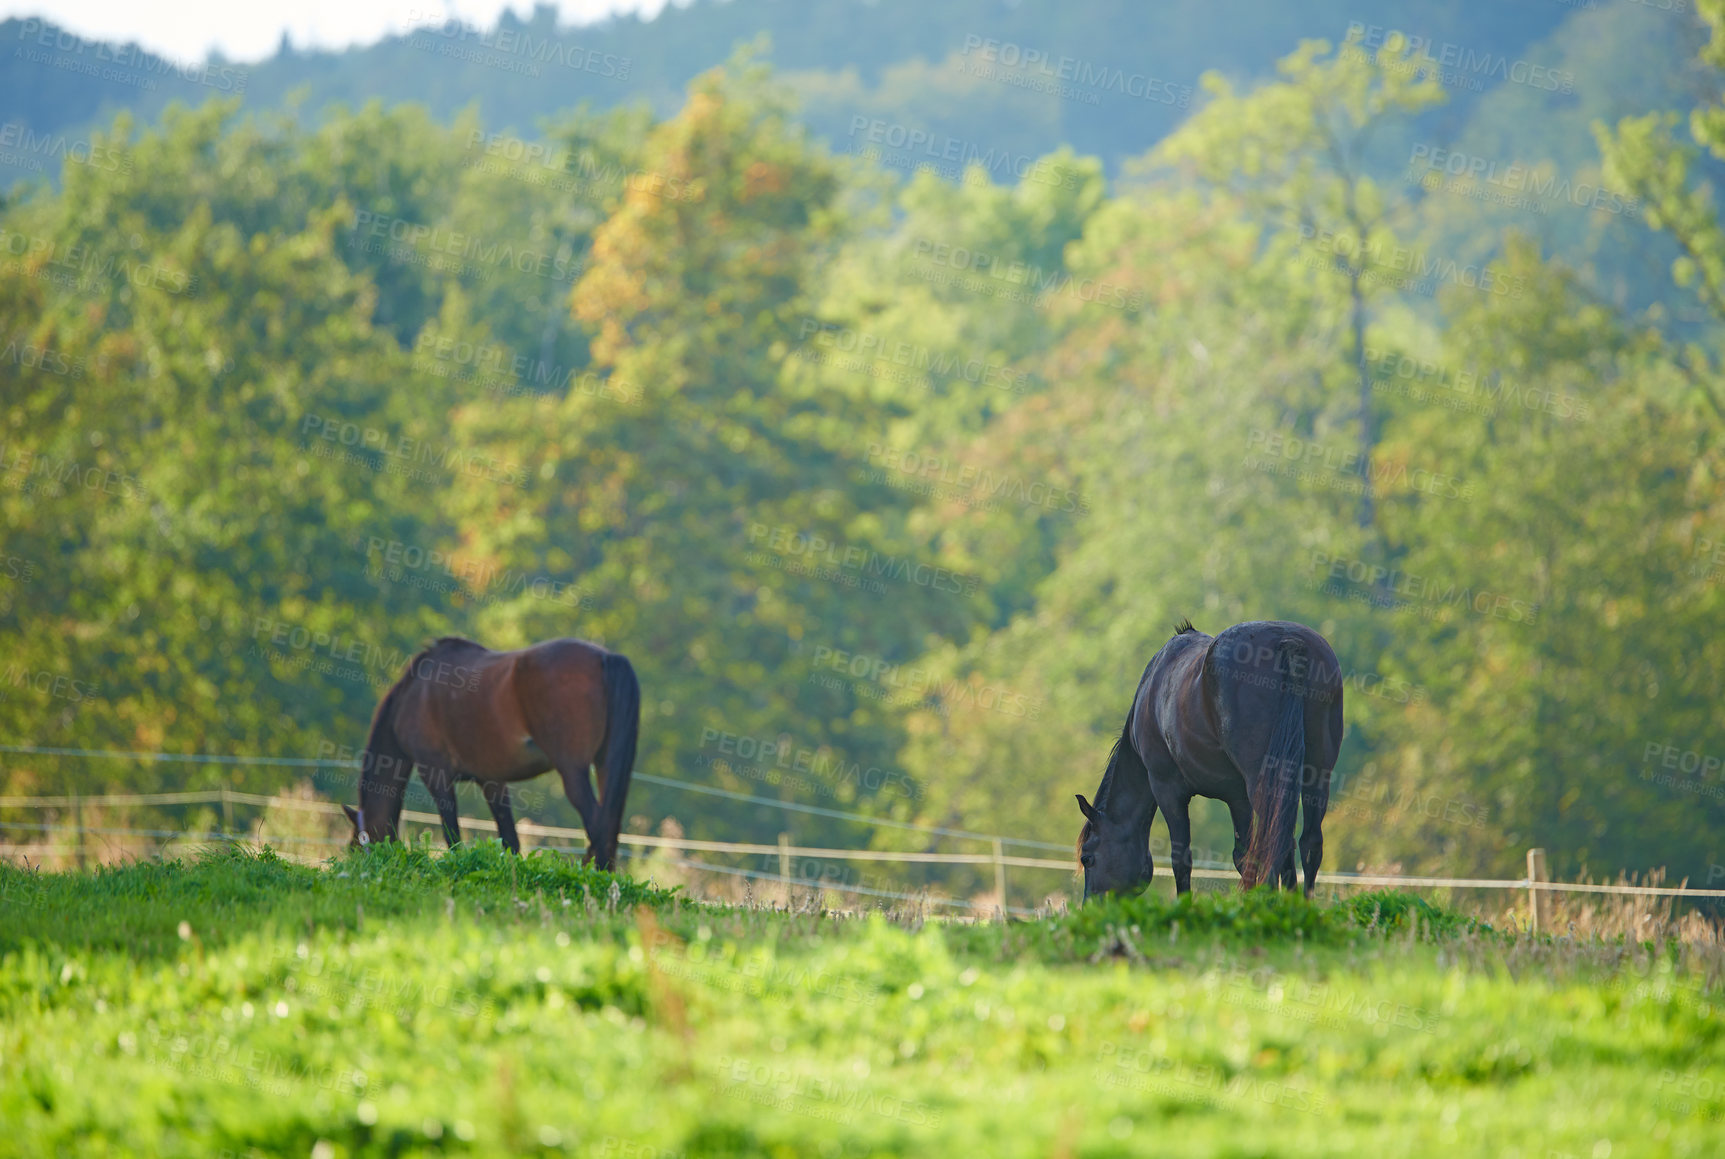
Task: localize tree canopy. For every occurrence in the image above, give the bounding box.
[3,24,1724,899]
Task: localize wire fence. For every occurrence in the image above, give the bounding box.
[4,746,1725,922]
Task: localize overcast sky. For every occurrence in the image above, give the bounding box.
[2,0,677,65]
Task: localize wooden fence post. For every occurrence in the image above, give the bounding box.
[993,837,1007,921]
[220,785,233,837]
[1527,847,1548,935]
[778,831,791,906]
[73,793,85,871]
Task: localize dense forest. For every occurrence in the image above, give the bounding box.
[3,0,1725,902]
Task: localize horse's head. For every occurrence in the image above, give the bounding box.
[1075,793,1152,902]
[341,804,383,848]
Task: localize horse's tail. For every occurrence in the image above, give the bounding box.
[594,650,641,871]
[1243,639,1308,889]
[355,658,420,841]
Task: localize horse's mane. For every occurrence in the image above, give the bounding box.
[366,636,481,741]
[1076,730,1136,869]
[1173,617,1196,635]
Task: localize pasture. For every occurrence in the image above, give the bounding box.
[3,842,1721,1157]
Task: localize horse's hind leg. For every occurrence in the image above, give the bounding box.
[481,781,520,854]
[555,764,601,863]
[420,766,464,848]
[1298,762,1332,899]
[1226,795,1253,883]
[1296,695,1340,897]
[529,737,600,862]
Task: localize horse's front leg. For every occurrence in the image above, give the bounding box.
[481,781,520,854]
[1160,791,1197,896]
[420,766,463,848]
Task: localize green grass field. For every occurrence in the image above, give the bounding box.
[2,843,1721,1157]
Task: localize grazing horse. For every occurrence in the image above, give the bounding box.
[1076,619,1343,900]
[341,636,640,870]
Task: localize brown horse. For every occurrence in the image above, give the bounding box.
[341,636,640,870]
[1077,619,1344,900]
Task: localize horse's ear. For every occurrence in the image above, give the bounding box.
[342,804,360,831]
[1075,794,1099,822]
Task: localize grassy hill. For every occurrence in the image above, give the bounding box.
[2,843,1720,1156]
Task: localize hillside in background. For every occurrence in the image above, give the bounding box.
[3,1,1714,323]
[4,3,1725,895]
[3,1,1573,173]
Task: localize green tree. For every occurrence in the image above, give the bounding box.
[441,57,978,846]
[1597,0,1725,416]
[1155,33,1445,528]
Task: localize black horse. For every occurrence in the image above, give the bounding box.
[1076,619,1344,900]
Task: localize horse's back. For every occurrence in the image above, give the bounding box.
[391,636,607,777]
[1208,619,1344,769]
[510,638,610,755]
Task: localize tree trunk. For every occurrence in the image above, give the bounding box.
[1352,265,1374,529]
